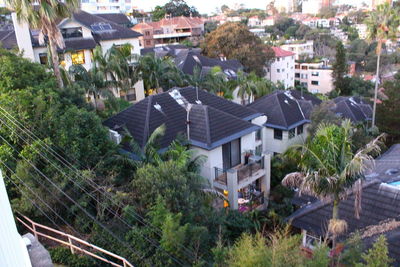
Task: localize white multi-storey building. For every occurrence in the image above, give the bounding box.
[281,40,314,60]
[266,0,295,13]
[80,0,134,14]
[265,47,295,89]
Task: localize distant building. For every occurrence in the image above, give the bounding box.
[80,0,134,14]
[132,16,204,48]
[266,0,295,13]
[302,0,332,15]
[265,47,296,89]
[295,61,334,94]
[262,16,277,26]
[248,16,261,27]
[355,24,368,39]
[332,96,373,123]
[281,40,314,60]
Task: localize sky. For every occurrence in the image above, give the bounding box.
[133,0,268,15]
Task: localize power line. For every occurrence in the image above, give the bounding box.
[0,133,147,264]
[0,106,204,263]
[0,116,190,266]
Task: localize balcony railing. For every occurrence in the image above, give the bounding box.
[237,156,264,184]
[238,191,265,212]
[214,155,264,186]
[214,167,227,185]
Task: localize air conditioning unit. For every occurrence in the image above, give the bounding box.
[109,129,122,144]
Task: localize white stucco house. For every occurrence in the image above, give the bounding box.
[9,10,145,103]
[103,87,271,211]
[248,90,322,155]
[265,47,295,89]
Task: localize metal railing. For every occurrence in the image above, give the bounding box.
[214,167,227,185]
[17,215,133,267]
[237,156,265,184]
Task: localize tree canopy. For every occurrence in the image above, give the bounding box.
[203,22,274,76]
[152,0,200,21]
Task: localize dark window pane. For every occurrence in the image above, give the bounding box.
[274,129,282,140]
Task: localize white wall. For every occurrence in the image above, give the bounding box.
[100,38,141,56]
[295,62,334,95]
[0,172,32,267]
[281,41,314,60]
[266,55,295,89]
[263,123,309,154]
[11,13,35,61]
[192,146,223,185]
[60,20,93,38]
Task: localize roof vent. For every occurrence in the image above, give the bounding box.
[284,91,294,100]
[169,89,182,100]
[193,55,201,64]
[154,103,162,112]
[284,99,289,105]
[195,100,202,104]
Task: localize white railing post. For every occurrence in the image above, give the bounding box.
[68,236,75,254]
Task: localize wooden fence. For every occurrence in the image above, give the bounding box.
[17,215,134,267]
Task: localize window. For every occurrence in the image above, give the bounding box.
[222,138,241,169]
[58,53,66,67]
[301,74,308,79]
[311,71,319,76]
[311,80,319,85]
[277,69,280,73]
[282,68,285,72]
[145,31,150,36]
[71,50,85,65]
[145,40,151,45]
[255,129,262,141]
[297,124,304,135]
[295,73,300,78]
[289,128,295,139]
[301,82,308,87]
[39,53,47,65]
[301,65,308,70]
[274,129,283,140]
[295,64,300,69]
[61,27,83,39]
[287,62,289,68]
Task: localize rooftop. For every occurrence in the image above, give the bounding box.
[272,47,295,58]
[332,96,372,123]
[103,87,261,151]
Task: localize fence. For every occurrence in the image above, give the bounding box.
[17,215,133,267]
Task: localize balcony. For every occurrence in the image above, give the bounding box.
[153,32,192,39]
[214,155,265,188]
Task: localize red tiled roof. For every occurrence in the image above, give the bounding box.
[272,47,295,57]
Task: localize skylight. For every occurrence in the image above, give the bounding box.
[91,23,113,32]
[154,103,162,112]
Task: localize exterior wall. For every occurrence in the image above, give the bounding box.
[302,0,323,15]
[295,62,334,94]
[265,55,295,89]
[100,38,141,56]
[192,146,223,186]
[11,13,35,61]
[80,0,133,14]
[0,172,32,267]
[263,123,309,154]
[59,20,93,38]
[281,41,314,60]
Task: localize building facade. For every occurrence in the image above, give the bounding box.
[281,40,314,60]
[265,47,296,89]
[10,10,145,103]
[132,16,204,48]
[295,62,334,94]
[80,0,134,14]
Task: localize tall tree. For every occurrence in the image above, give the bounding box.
[365,2,400,127]
[6,0,78,88]
[332,41,348,95]
[153,0,199,20]
[282,121,383,248]
[203,22,274,76]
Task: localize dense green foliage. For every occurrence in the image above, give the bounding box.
[152,0,200,21]
[332,41,348,94]
[203,22,274,76]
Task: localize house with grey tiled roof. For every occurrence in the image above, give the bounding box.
[248,90,321,154]
[287,144,400,265]
[6,10,144,102]
[103,86,271,211]
[332,96,372,123]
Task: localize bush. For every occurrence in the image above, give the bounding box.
[49,247,97,267]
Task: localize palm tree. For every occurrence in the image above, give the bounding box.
[134,54,179,95]
[202,66,236,99]
[7,0,78,88]
[68,64,114,110]
[282,120,384,247]
[365,2,400,127]
[235,71,256,105]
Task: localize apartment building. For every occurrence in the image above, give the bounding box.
[80,0,134,14]
[103,87,271,211]
[302,0,332,15]
[8,10,144,103]
[295,62,334,94]
[281,40,314,60]
[132,16,204,48]
[266,0,295,13]
[265,47,295,89]
[248,90,321,155]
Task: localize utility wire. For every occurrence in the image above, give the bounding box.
[0,106,204,262]
[0,133,147,264]
[0,117,190,266]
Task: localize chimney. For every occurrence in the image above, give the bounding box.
[11,13,35,61]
